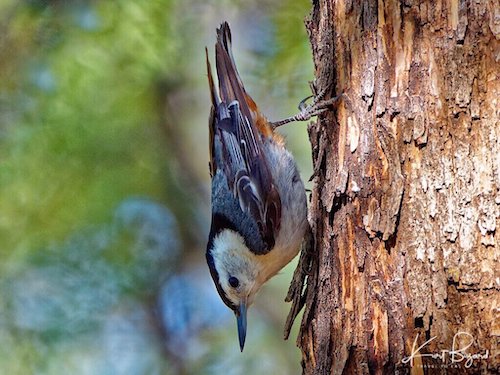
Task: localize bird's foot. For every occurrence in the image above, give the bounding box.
[270,87,345,129]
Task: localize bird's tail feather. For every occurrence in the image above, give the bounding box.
[206,47,218,107]
[215,22,253,121]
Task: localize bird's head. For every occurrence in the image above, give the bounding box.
[206,228,264,351]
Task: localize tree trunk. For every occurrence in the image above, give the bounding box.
[292,0,500,373]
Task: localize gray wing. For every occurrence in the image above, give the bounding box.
[210,101,280,253]
[206,23,281,252]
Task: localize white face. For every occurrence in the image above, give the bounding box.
[210,229,262,308]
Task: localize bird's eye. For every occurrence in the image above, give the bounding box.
[228,276,239,288]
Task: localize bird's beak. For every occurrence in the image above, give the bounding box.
[236,302,247,352]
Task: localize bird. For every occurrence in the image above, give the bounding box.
[205,21,314,352]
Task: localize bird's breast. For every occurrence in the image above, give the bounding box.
[255,138,309,283]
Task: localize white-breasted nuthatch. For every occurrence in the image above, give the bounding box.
[205,22,314,351]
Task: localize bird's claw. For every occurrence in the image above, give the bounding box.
[298,95,314,112]
[270,89,344,129]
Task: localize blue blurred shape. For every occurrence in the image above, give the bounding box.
[29,64,56,92]
[73,5,100,31]
[9,251,121,335]
[159,270,231,358]
[5,197,180,339]
[112,197,180,287]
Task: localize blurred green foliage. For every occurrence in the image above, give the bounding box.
[0,0,313,373]
[0,0,180,260]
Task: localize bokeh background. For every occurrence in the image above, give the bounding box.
[0,0,314,374]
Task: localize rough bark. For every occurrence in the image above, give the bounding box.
[290,0,500,374]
